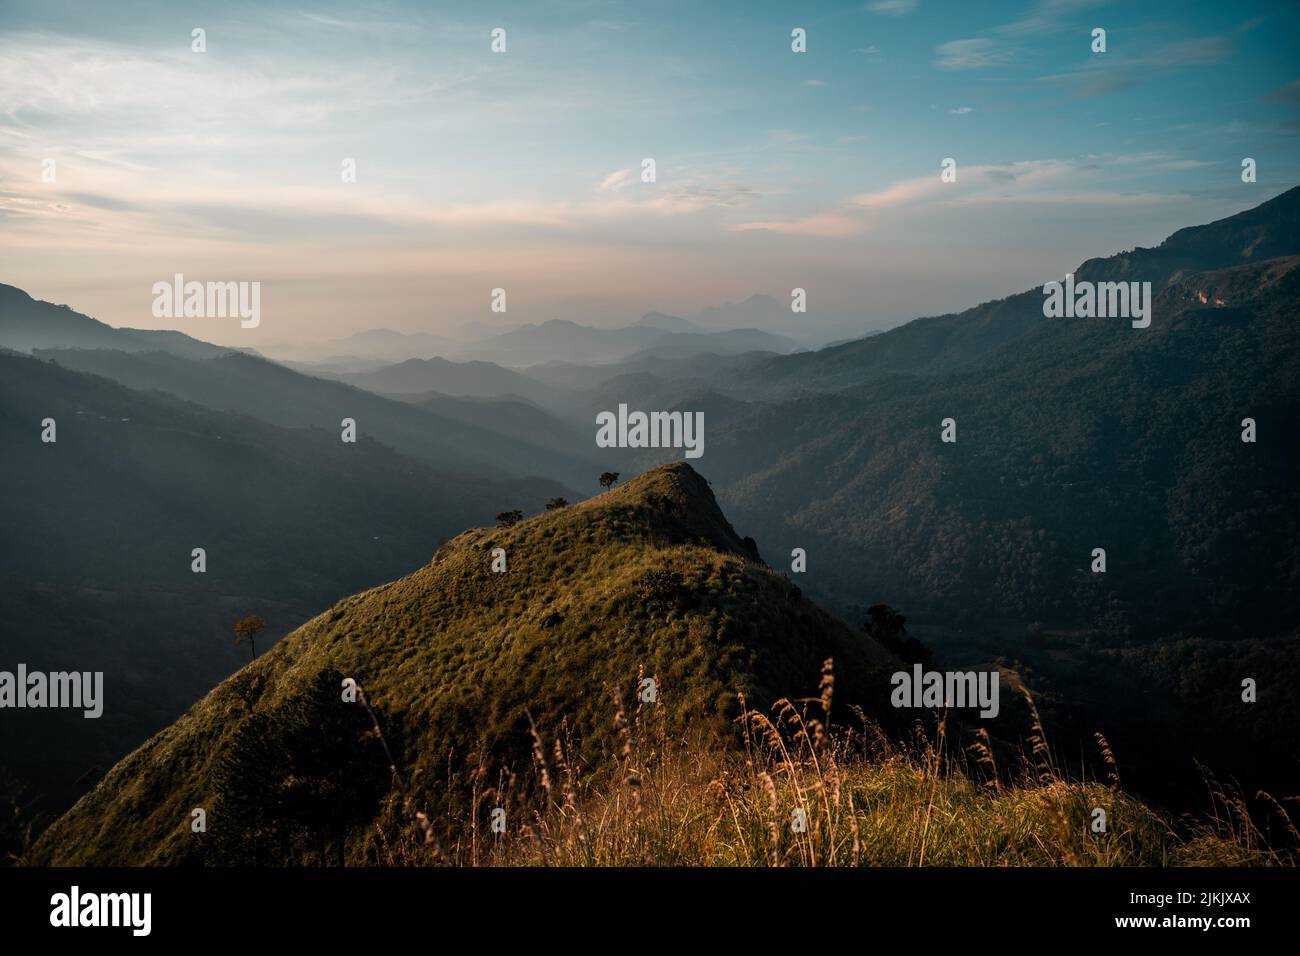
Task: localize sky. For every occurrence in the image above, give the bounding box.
[1,0,1298,347]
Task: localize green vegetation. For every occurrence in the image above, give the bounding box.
[26,463,1295,867]
[26,463,894,865]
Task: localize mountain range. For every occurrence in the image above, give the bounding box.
[261,308,804,369]
[3,186,1298,840]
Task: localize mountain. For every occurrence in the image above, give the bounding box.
[620,328,801,362]
[693,293,791,333]
[0,351,571,816]
[460,318,803,367]
[4,289,592,482]
[30,347,595,487]
[704,255,1300,631]
[632,190,1300,641]
[632,311,704,333]
[727,186,1300,399]
[585,190,1300,805]
[703,187,1300,604]
[259,327,471,364]
[520,349,777,392]
[1077,186,1300,284]
[27,462,896,865]
[394,391,595,455]
[324,355,562,406]
[0,283,250,359]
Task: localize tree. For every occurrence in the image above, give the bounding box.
[496,510,524,528]
[863,603,931,666]
[865,603,907,642]
[599,472,620,491]
[234,614,267,662]
[545,497,569,511]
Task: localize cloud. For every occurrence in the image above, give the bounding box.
[598,168,637,192]
[733,158,1190,239]
[950,106,974,114]
[866,0,919,15]
[1040,35,1236,96]
[1267,78,1300,103]
[659,182,760,209]
[995,0,1110,38]
[852,45,881,55]
[803,79,826,87]
[935,39,1013,70]
[733,211,863,238]
[1146,36,1234,67]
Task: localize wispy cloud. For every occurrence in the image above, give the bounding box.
[1267,78,1300,103]
[1040,35,1236,96]
[994,0,1110,38]
[598,168,638,192]
[866,0,919,15]
[936,38,1013,70]
[734,156,1191,238]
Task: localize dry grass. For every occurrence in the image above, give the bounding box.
[371,662,1298,868]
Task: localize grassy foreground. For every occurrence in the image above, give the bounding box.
[374,669,1295,867]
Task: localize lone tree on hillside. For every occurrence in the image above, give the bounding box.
[863,603,931,666]
[496,509,524,528]
[599,471,620,491]
[234,614,267,662]
[545,497,569,511]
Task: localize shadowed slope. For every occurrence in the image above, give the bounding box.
[28,463,894,865]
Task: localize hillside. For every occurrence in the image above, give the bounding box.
[702,256,1300,638]
[326,355,563,405]
[396,390,594,455]
[29,347,595,486]
[27,463,896,865]
[0,283,244,359]
[729,186,1300,397]
[0,351,570,816]
[592,191,1300,649]
[578,192,1300,808]
[458,318,801,366]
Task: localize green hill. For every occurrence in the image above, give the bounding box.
[0,351,571,818]
[26,462,896,865]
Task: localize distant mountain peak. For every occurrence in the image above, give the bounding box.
[632,311,701,333]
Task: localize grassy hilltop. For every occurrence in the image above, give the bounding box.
[25,463,1291,867]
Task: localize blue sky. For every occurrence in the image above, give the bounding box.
[1,0,1297,345]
